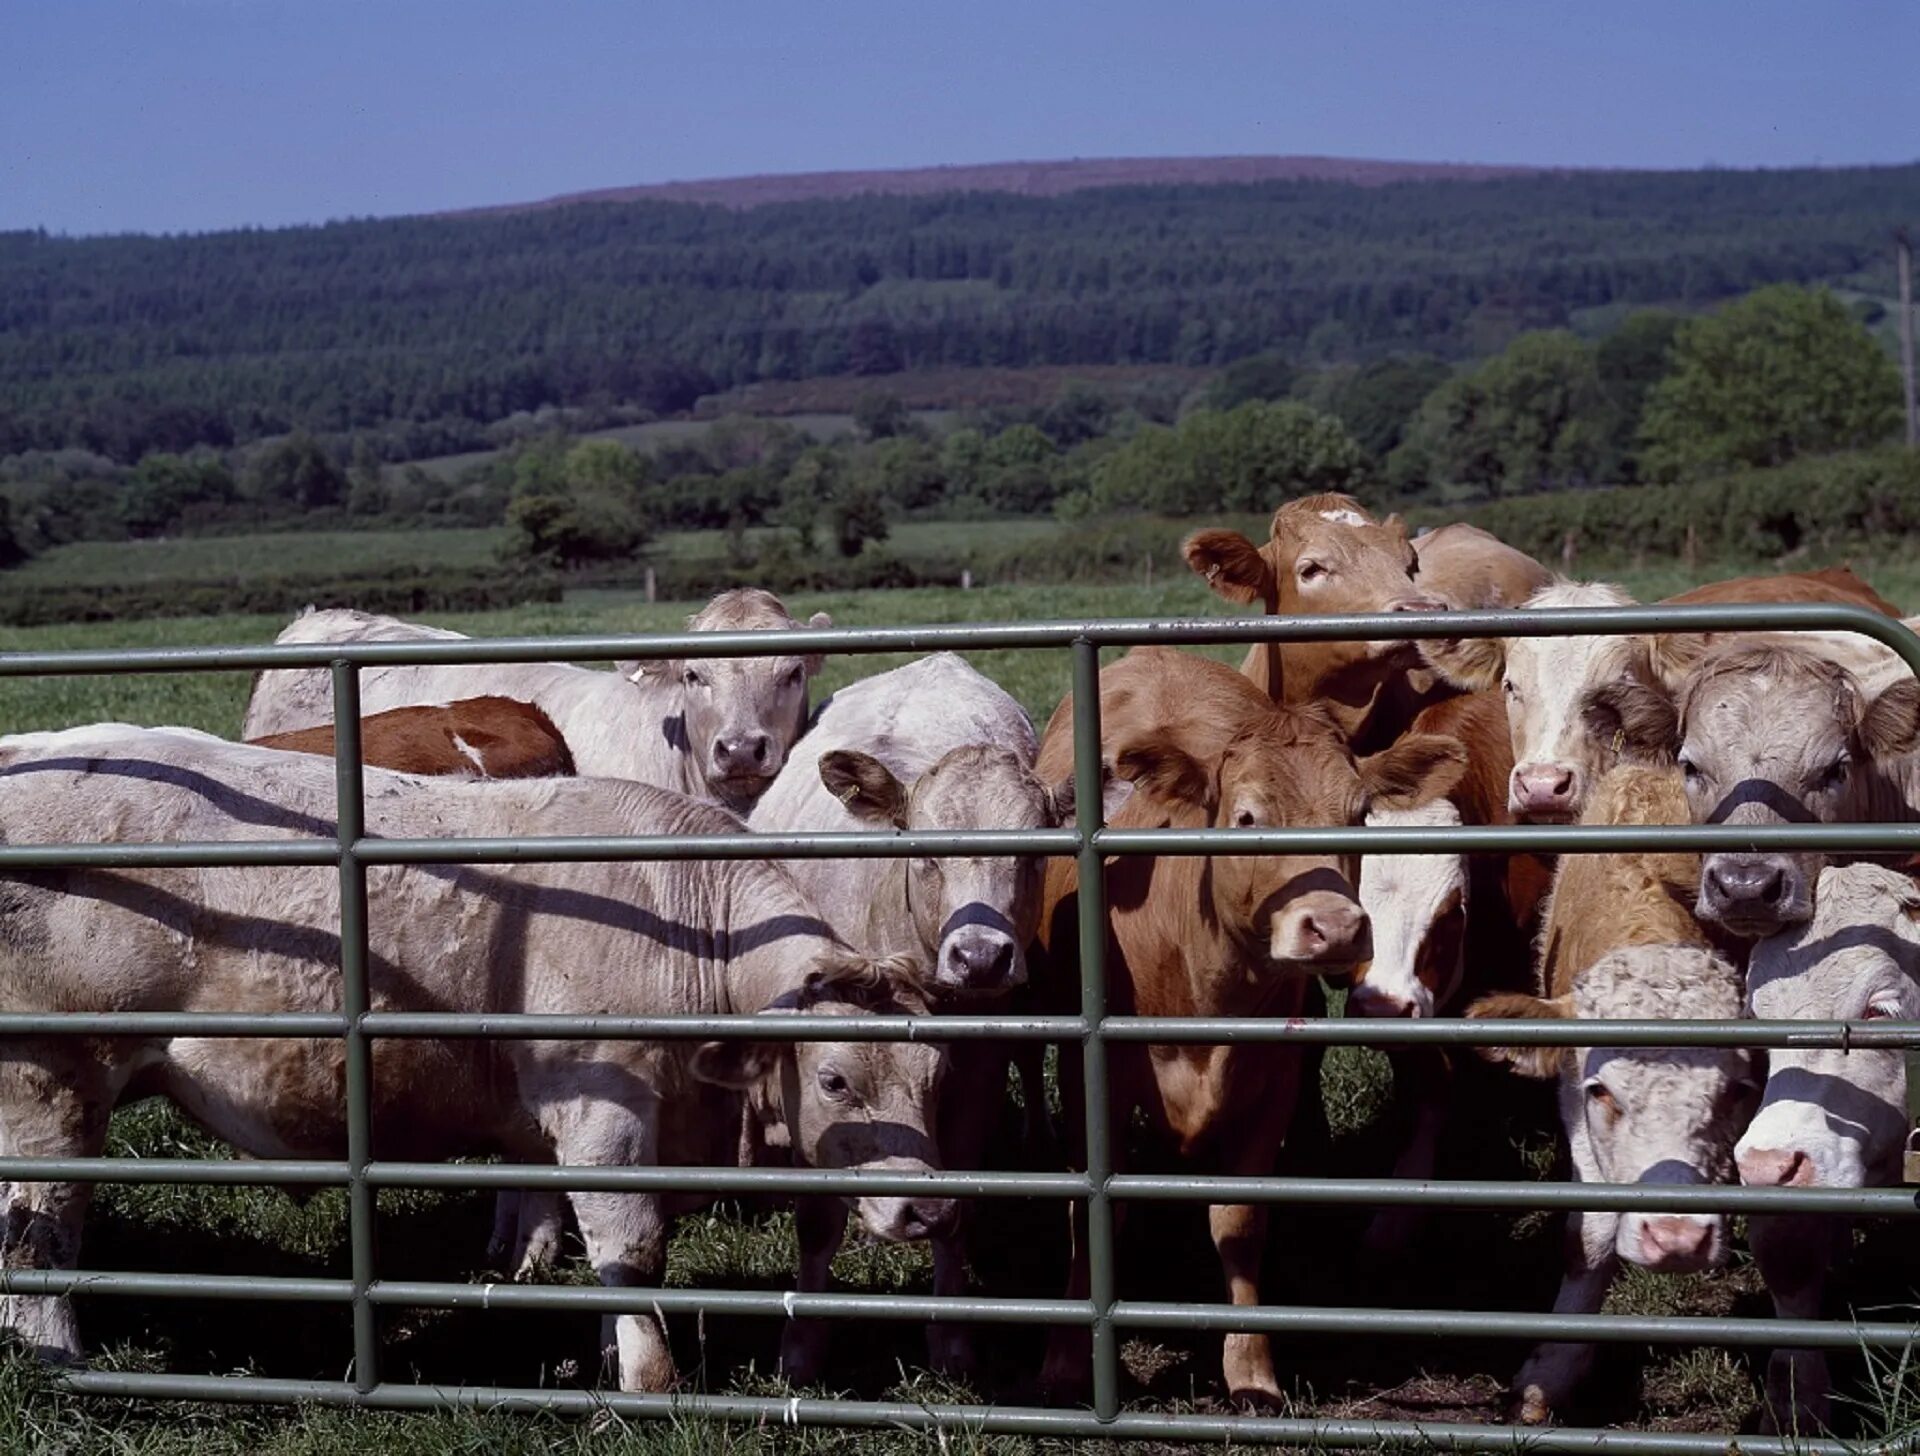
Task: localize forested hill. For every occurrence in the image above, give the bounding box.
[5,162,1919,463]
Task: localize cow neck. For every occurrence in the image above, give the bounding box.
[1106,840,1282,1019]
[718,861,847,1016]
[859,855,925,964]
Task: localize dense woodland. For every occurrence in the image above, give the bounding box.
[5,164,1919,462]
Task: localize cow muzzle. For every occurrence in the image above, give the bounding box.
[1737,1145,1816,1188]
[1698,853,1808,937]
[1347,980,1425,1019]
[1366,595,1451,656]
[1271,891,1371,967]
[1619,1212,1724,1273]
[1509,761,1581,821]
[938,927,1024,992]
[710,731,779,783]
[860,1194,959,1244]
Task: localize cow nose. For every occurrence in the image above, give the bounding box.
[1347,982,1414,1018]
[1706,856,1786,909]
[1739,1147,1813,1187]
[942,933,1021,989]
[1637,1216,1714,1269]
[1511,762,1579,817]
[713,732,773,775]
[1390,595,1450,615]
[1273,891,1370,965]
[900,1198,958,1239]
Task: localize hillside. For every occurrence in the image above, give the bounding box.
[5,161,1918,463]
[446,153,1558,214]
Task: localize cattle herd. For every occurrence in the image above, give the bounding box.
[3,492,1919,1434]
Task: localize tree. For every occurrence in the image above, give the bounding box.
[1319,355,1452,461]
[853,393,913,440]
[1639,284,1903,480]
[1594,310,1683,481]
[1084,400,1370,515]
[121,452,238,536]
[1201,353,1297,412]
[830,483,890,557]
[244,431,346,512]
[1390,331,1609,497]
[499,437,650,567]
[0,496,30,569]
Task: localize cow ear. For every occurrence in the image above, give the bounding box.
[620,658,676,685]
[1466,992,1575,1079]
[1418,636,1506,693]
[1114,737,1214,808]
[691,1039,781,1089]
[1040,766,1133,827]
[800,612,833,676]
[819,750,909,827]
[1862,678,1920,762]
[1182,530,1274,607]
[1581,678,1678,767]
[1359,732,1468,813]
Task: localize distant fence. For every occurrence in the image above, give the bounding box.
[3,601,1920,1454]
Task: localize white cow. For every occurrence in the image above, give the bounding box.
[242,588,832,814]
[1738,863,1920,1434]
[0,724,947,1392]
[748,652,1073,1378]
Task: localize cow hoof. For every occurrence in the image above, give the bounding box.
[1228,1386,1288,1415]
[1508,1385,1555,1426]
[926,1327,977,1381]
[779,1323,830,1390]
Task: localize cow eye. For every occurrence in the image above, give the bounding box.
[683,668,705,688]
[1501,678,1517,699]
[1584,1082,1622,1118]
[1677,752,1702,784]
[817,1069,852,1099]
[1297,560,1327,582]
[1817,755,1851,791]
[1863,997,1901,1021]
[785,665,805,688]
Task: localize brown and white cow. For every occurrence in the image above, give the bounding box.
[1737,863,1920,1435]
[1029,647,1467,1404]
[1587,641,1920,939]
[1469,765,1760,1424]
[248,696,575,779]
[1422,567,1905,823]
[0,724,948,1391]
[242,588,832,814]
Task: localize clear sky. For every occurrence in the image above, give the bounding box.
[3,0,1910,236]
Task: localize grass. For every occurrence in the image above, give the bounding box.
[6,571,1920,1451]
[9,528,510,588]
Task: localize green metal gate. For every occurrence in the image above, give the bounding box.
[4,600,1920,1455]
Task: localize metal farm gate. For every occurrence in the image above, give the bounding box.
[4,602,1920,1455]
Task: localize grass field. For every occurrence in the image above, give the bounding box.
[3,577,1919,1454]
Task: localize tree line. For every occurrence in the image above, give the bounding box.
[4,164,1917,464]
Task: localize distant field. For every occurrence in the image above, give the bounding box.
[695,363,1210,417]
[8,528,509,587]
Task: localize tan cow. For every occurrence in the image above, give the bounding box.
[1029,648,1466,1404]
[1422,566,1906,822]
[248,697,575,779]
[1469,766,1759,1424]
[1587,641,1920,939]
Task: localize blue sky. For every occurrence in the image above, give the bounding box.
[3,0,1909,236]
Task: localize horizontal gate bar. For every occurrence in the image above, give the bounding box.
[0,1156,346,1184]
[4,1008,1916,1049]
[5,600,1915,674]
[1110,1300,1920,1349]
[1097,823,1920,855]
[1106,1174,1920,1215]
[48,1371,1874,1455]
[0,1269,350,1302]
[368,1280,1091,1324]
[364,1162,1091,1197]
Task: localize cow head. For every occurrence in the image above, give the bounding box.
[1473,945,1758,1274]
[621,589,832,811]
[1350,802,1469,1019]
[1738,864,1920,1191]
[1183,495,1446,662]
[1114,706,1466,973]
[692,953,953,1244]
[819,745,1078,996]
[1586,642,1920,938]
[1421,580,1649,822]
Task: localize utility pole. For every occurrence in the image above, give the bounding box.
[1899,227,1917,448]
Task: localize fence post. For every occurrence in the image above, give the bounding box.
[1070,636,1119,1422]
[331,660,380,1398]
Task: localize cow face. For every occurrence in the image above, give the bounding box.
[1184,494,1444,650]
[622,589,832,811]
[1475,946,1757,1274]
[693,957,954,1244]
[820,745,1076,995]
[1589,644,1920,939]
[1351,803,1469,1019]
[1116,710,1466,973]
[1738,864,1920,1191]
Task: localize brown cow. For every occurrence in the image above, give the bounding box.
[1423,566,1904,822]
[1029,647,1466,1404]
[249,697,575,779]
[1469,766,1758,1424]
[1585,640,1920,939]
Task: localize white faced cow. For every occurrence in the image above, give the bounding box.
[0,724,946,1392]
[747,652,1074,1379]
[242,588,832,814]
[1738,863,1920,1434]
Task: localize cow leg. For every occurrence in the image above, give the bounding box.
[1510,1206,1619,1425]
[1361,1047,1452,1258]
[925,1043,998,1378]
[487,1190,565,1276]
[551,1103,674,1393]
[779,1194,845,1387]
[1749,1214,1838,1436]
[1040,1038,1100,1402]
[1210,1062,1300,1409]
[0,1047,112,1365]
[1010,1041,1059,1165]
